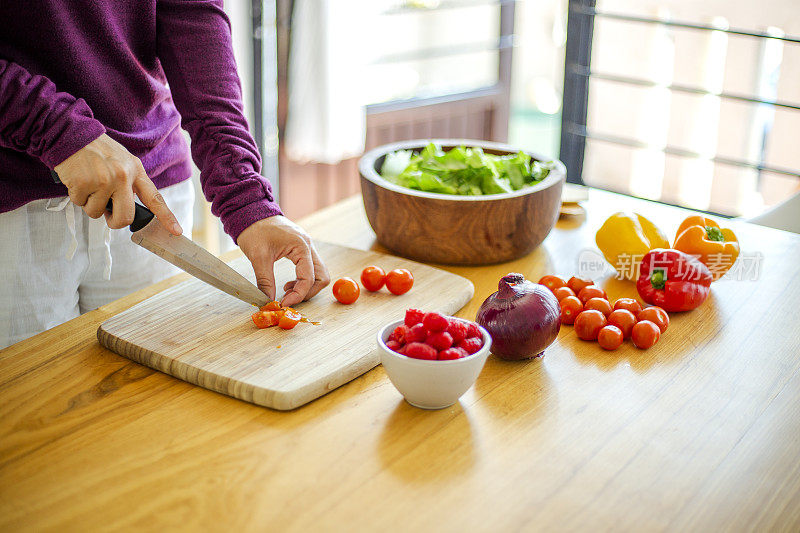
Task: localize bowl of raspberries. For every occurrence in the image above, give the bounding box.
[377,308,492,409]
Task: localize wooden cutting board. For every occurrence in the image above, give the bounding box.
[98,241,474,410]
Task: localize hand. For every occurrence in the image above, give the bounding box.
[237,215,331,307]
[53,133,182,235]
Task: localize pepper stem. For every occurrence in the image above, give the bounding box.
[650,269,666,290]
[705,226,725,242]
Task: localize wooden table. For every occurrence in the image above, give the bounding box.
[2,189,799,532]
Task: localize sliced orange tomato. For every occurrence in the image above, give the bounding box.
[252,310,281,329]
[279,309,302,330]
[261,301,283,312]
[253,301,317,329]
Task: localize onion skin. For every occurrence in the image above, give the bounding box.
[476,273,561,360]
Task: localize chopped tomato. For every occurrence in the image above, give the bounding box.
[252,310,280,329]
[253,302,317,330]
[278,309,302,330]
[261,301,283,312]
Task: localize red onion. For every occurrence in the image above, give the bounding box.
[476,273,561,360]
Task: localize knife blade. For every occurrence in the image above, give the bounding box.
[50,170,268,307]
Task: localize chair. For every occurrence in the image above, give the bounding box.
[745,190,800,233]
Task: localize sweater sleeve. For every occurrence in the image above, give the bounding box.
[0,59,106,169]
[156,0,282,243]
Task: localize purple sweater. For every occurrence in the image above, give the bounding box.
[0,0,281,241]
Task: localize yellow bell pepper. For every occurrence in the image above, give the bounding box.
[595,212,670,281]
[673,215,740,281]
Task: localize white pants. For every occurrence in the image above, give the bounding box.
[0,179,194,349]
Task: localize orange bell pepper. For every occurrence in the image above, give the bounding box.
[673,215,739,281]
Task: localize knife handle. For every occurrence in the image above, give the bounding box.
[50,169,155,232]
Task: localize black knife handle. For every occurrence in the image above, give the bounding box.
[109,199,155,232]
[50,169,155,232]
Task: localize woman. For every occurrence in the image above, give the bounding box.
[0,0,329,349]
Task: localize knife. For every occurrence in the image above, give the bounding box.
[51,170,269,307]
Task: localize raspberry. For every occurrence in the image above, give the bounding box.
[385,339,402,352]
[438,347,467,360]
[404,342,437,360]
[405,308,425,327]
[426,331,453,351]
[465,322,481,339]
[458,337,483,355]
[406,323,427,343]
[388,325,410,344]
[446,319,468,344]
[422,312,448,332]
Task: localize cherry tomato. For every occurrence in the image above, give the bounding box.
[332,277,360,304]
[632,320,660,349]
[574,310,607,341]
[360,266,386,292]
[598,325,624,350]
[577,285,607,304]
[613,297,643,316]
[252,310,280,329]
[260,301,282,312]
[637,306,669,333]
[539,275,566,292]
[278,309,302,330]
[568,276,594,295]
[552,286,576,302]
[584,297,612,316]
[559,295,584,325]
[385,269,414,295]
[607,309,636,339]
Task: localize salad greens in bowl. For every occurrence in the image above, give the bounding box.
[359,139,566,265]
[380,142,555,196]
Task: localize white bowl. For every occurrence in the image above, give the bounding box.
[377,318,492,409]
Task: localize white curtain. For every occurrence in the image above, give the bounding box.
[284,0,371,164]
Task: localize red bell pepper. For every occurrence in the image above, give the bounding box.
[637,249,712,312]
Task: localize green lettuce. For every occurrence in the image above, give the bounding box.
[379,142,553,196]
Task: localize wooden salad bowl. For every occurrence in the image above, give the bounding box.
[359,139,566,265]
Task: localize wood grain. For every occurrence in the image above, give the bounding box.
[2,189,800,532]
[98,242,474,410]
[359,140,565,265]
